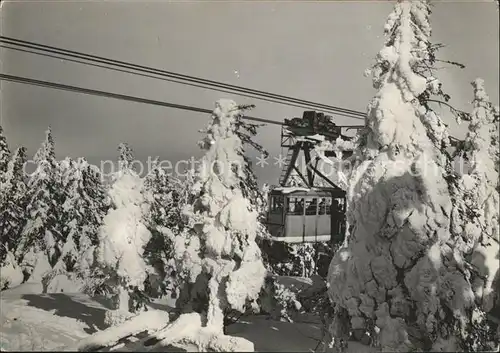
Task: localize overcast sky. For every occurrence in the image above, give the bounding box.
[1,0,498,185]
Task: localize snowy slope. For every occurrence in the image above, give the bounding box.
[0,276,324,352]
[0,287,108,351]
[75,315,322,353]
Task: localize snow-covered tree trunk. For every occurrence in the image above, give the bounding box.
[325,1,490,351]
[117,286,130,312]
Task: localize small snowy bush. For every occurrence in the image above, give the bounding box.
[104,309,134,327]
[264,241,336,278]
[258,275,302,322]
[0,251,23,290]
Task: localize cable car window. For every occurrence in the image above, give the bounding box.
[286,197,296,214]
[305,198,318,215]
[277,197,284,213]
[318,198,327,215]
[338,198,345,211]
[332,198,342,214]
[292,198,305,215]
[271,196,284,214]
[325,198,332,215]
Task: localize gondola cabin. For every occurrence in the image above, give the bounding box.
[266,187,347,244]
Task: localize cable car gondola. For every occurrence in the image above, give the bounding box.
[267,187,346,243]
[265,111,361,246]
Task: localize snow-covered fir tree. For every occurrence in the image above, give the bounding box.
[0,250,24,290]
[146,99,267,351]
[0,147,27,265]
[54,157,80,274]
[95,143,152,320]
[450,79,499,350]
[18,128,62,279]
[75,158,110,275]
[170,167,198,226]
[224,111,270,225]
[231,118,275,255]
[117,142,134,169]
[0,125,10,180]
[141,159,178,300]
[47,158,109,282]
[325,1,491,351]
[221,111,308,324]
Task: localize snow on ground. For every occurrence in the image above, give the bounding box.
[78,314,323,352]
[45,274,85,294]
[226,316,321,352]
[0,277,323,352]
[76,309,171,352]
[0,285,108,351]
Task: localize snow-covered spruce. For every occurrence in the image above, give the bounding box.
[141,158,179,300]
[314,133,361,191]
[49,158,81,280]
[166,99,266,351]
[173,102,271,316]
[0,250,23,290]
[0,147,27,267]
[217,129,315,322]
[73,158,109,281]
[449,79,499,350]
[325,1,494,351]
[0,125,10,180]
[43,157,109,292]
[94,143,152,321]
[17,128,62,281]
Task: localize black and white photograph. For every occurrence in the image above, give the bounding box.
[0,0,499,351]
